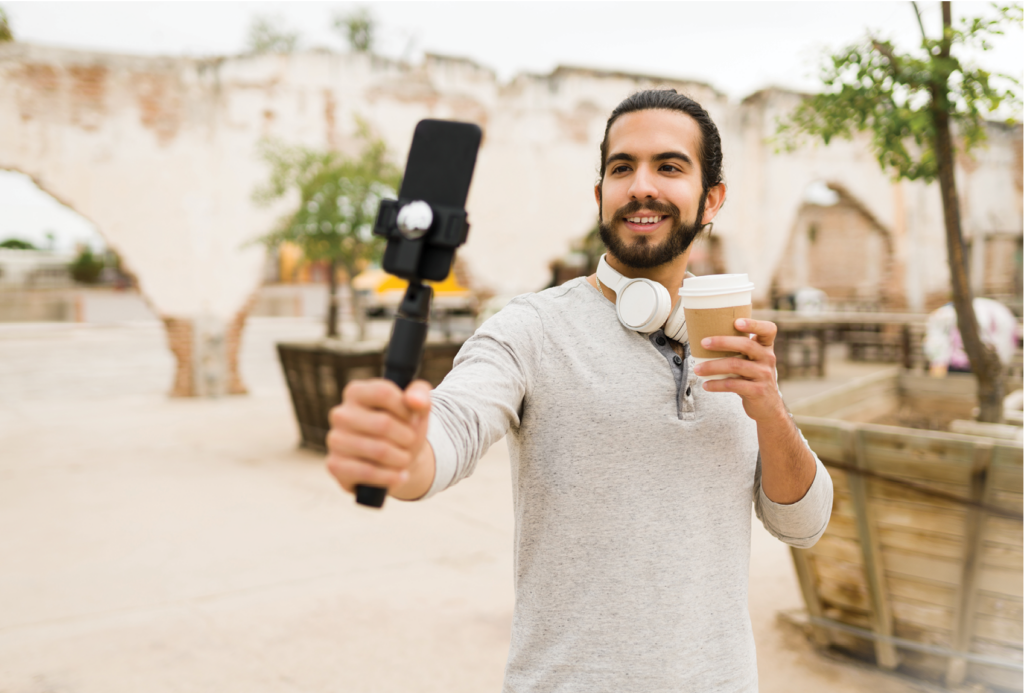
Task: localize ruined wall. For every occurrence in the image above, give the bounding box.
[773,197,895,308]
[1,44,1020,395]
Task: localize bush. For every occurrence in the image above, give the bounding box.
[0,238,36,250]
[69,247,105,284]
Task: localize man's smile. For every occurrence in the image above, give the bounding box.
[621,214,668,233]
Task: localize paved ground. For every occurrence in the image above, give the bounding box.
[0,319,945,692]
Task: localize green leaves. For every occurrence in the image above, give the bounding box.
[777,3,1021,183]
[0,7,12,42]
[333,8,375,53]
[246,14,300,54]
[253,126,402,276]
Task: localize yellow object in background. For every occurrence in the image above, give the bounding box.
[353,267,469,296]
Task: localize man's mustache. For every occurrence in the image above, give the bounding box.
[613,199,680,221]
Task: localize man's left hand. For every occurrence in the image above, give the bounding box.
[693,318,786,423]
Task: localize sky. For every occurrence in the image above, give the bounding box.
[1,1,1021,250]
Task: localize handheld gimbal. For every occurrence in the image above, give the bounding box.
[355,119,482,508]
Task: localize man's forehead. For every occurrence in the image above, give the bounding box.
[606,108,701,158]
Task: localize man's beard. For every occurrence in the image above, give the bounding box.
[599,196,706,270]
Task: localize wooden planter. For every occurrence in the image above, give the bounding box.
[790,371,1023,690]
[277,339,464,452]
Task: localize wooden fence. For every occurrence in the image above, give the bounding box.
[790,374,1023,690]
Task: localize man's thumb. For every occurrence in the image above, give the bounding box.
[405,380,432,411]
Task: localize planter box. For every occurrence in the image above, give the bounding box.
[789,372,1023,690]
[277,339,464,452]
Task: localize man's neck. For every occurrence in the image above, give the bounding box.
[589,249,691,309]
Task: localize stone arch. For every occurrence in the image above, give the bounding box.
[772,180,902,310]
[0,166,249,397]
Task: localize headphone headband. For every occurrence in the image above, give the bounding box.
[596,254,626,296]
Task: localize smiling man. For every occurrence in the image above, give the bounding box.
[326,90,832,692]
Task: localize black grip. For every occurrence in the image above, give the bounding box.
[355,484,388,508]
[354,312,430,508]
[383,317,429,389]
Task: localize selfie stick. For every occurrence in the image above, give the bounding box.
[354,120,481,508]
[354,205,436,509]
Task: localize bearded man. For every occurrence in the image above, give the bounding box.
[325,90,832,692]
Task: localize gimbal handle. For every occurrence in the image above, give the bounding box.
[355,281,434,508]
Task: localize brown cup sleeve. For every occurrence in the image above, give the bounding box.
[684,304,752,358]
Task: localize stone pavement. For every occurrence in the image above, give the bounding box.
[0,319,942,692]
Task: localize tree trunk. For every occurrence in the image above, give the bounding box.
[347,276,368,342]
[326,259,339,338]
[931,2,1004,422]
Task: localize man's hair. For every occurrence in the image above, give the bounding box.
[598,89,724,195]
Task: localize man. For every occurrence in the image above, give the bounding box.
[326,90,832,692]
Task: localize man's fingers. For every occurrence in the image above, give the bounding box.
[330,405,418,450]
[695,356,763,380]
[699,335,767,361]
[326,455,408,493]
[342,378,418,422]
[325,428,416,470]
[700,374,764,398]
[735,318,776,346]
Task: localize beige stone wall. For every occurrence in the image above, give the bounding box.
[0,43,1019,393]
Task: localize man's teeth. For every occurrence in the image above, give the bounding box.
[627,216,661,224]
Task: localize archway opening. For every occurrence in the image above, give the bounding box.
[0,169,135,319]
[772,181,899,311]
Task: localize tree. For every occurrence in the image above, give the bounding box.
[333,8,375,53]
[246,14,300,54]
[254,126,401,339]
[778,2,1022,423]
[0,7,12,42]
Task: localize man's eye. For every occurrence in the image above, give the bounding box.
[660,164,682,172]
[611,165,631,174]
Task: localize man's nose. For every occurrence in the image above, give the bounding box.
[628,164,659,200]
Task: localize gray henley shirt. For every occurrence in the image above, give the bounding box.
[424,276,832,692]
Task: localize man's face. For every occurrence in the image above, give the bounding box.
[596,109,711,269]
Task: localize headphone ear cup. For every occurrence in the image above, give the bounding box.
[648,283,672,333]
[664,302,688,343]
[617,279,672,333]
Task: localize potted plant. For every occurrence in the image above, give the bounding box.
[254,126,464,450]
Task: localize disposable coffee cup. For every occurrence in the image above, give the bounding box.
[679,274,755,381]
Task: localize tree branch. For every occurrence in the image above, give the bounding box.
[871,38,902,74]
[911,1,928,43]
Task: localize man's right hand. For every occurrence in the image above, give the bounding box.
[325,378,436,501]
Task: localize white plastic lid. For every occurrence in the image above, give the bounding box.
[679,273,754,297]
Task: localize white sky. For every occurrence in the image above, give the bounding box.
[2,1,1021,249]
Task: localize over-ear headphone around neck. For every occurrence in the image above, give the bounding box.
[596,254,687,342]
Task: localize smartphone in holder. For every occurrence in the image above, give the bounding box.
[356,119,483,508]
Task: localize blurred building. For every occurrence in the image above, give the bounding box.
[0,246,74,288]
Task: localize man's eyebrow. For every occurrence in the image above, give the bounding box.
[605,152,636,167]
[653,151,693,166]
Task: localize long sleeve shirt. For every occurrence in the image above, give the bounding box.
[425,277,832,692]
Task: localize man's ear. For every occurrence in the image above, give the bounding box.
[594,184,602,207]
[701,183,727,225]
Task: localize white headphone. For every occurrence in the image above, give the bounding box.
[596,254,687,342]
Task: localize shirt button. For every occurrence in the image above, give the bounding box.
[656,336,667,346]
[686,386,692,397]
[673,355,683,366]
